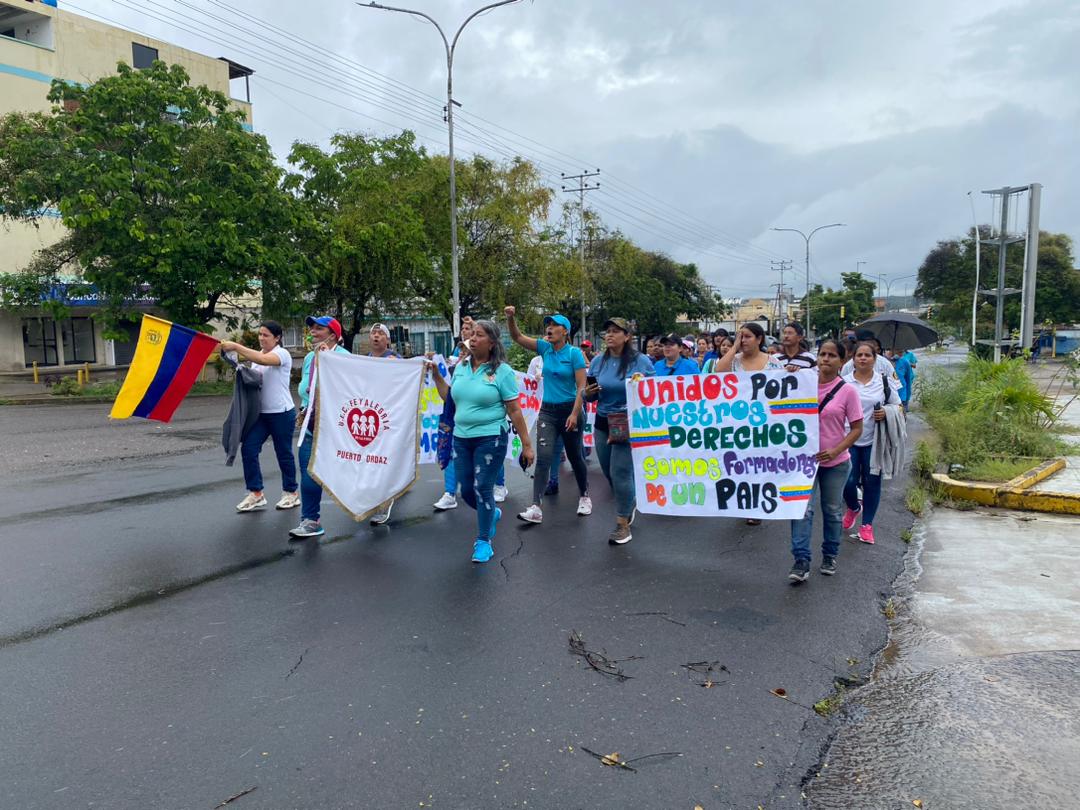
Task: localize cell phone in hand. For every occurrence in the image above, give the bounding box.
[518,449,531,474]
[586,375,598,387]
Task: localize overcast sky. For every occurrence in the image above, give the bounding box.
[72,0,1080,298]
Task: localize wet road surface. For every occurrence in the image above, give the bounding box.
[0,398,916,809]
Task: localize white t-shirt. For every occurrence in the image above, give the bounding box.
[256,346,294,413]
[842,371,894,447]
[842,354,900,391]
[527,355,544,379]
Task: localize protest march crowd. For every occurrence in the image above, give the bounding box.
[216,309,912,584]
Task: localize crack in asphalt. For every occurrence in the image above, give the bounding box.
[0,549,296,649]
[285,647,309,678]
[499,537,526,580]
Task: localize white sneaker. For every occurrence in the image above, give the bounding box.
[433,492,458,511]
[493,485,508,503]
[275,492,300,510]
[577,495,593,516]
[370,499,394,525]
[236,492,267,512]
[517,504,543,524]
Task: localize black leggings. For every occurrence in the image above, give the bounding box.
[532,401,589,503]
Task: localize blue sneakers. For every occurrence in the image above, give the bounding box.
[472,508,501,563]
[472,539,494,563]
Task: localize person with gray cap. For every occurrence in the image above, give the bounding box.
[505,306,592,523]
[584,317,655,544]
[366,322,402,525]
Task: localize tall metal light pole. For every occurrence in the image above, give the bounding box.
[771,223,845,336]
[360,0,521,339]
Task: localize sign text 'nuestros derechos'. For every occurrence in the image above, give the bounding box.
[627,370,820,520]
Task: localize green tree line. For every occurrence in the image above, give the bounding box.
[0,62,724,340]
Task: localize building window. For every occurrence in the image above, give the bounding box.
[0,5,54,48]
[62,317,96,364]
[132,42,159,70]
[282,325,305,349]
[22,318,59,367]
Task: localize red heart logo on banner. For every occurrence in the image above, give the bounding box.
[345,407,381,447]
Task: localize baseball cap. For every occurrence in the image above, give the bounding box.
[305,315,342,340]
[543,313,572,331]
[659,332,680,345]
[602,317,632,333]
[681,339,695,350]
[369,323,391,338]
[581,340,593,349]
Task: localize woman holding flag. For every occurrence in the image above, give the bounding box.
[219,322,299,513]
[427,320,535,563]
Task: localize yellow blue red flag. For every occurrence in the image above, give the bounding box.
[109,315,219,422]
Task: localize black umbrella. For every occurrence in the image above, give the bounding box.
[854,312,939,351]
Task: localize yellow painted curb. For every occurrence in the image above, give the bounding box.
[932,458,1080,515]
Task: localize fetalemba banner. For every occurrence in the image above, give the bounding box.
[627,370,820,520]
[310,352,426,521]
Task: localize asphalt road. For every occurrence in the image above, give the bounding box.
[0,397,915,809]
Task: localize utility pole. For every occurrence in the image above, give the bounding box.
[1020,183,1042,351]
[978,186,1026,362]
[561,170,600,340]
[360,0,521,340]
[770,259,791,327]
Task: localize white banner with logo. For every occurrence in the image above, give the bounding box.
[310,352,425,521]
[627,370,820,520]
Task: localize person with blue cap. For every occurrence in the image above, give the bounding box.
[505,306,591,523]
[288,315,350,540]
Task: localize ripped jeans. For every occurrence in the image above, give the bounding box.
[453,431,509,542]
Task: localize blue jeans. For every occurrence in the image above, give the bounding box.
[790,459,851,562]
[241,409,297,493]
[443,456,505,494]
[843,444,882,525]
[298,431,323,522]
[594,425,635,519]
[454,432,508,542]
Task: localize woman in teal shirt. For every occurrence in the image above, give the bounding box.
[505,306,591,524]
[429,320,534,563]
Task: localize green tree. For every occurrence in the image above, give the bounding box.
[0,61,310,331]
[915,229,1080,339]
[284,131,436,348]
[414,154,556,325]
[806,272,876,336]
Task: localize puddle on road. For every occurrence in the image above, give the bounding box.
[806,520,1080,809]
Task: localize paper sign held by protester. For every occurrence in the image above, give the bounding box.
[418,354,449,466]
[310,352,425,521]
[627,370,820,520]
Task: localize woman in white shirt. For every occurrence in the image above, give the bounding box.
[220,321,299,513]
[840,341,897,544]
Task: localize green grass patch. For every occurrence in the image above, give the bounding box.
[961,457,1039,483]
[49,378,231,398]
[813,689,846,717]
[900,529,913,544]
[906,485,928,516]
[917,356,1069,471]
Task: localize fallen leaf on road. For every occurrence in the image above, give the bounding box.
[913,801,923,808]
[601,752,621,766]
[770,687,788,699]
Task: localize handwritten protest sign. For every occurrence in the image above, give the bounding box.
[627,370,820,520]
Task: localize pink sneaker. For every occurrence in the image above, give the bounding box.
[842,504,862,531]
[858,524,875,544]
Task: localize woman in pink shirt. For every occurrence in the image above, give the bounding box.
[789,339,863,583]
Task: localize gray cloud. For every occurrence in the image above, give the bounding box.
[74,0,1080,297]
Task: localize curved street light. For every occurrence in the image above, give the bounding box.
[771,223,846,336]
[360,0,522,339]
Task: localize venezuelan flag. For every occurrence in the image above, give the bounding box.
[110,315,219,422]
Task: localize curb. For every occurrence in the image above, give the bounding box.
[932,458,1080,515]
[0,392,232,407]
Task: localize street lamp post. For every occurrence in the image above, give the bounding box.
[771,223,846,337]
[360,0,521,340]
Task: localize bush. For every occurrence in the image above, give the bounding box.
[919,356,1066,469]
[49,376,82,396]
[506,341,533,373]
